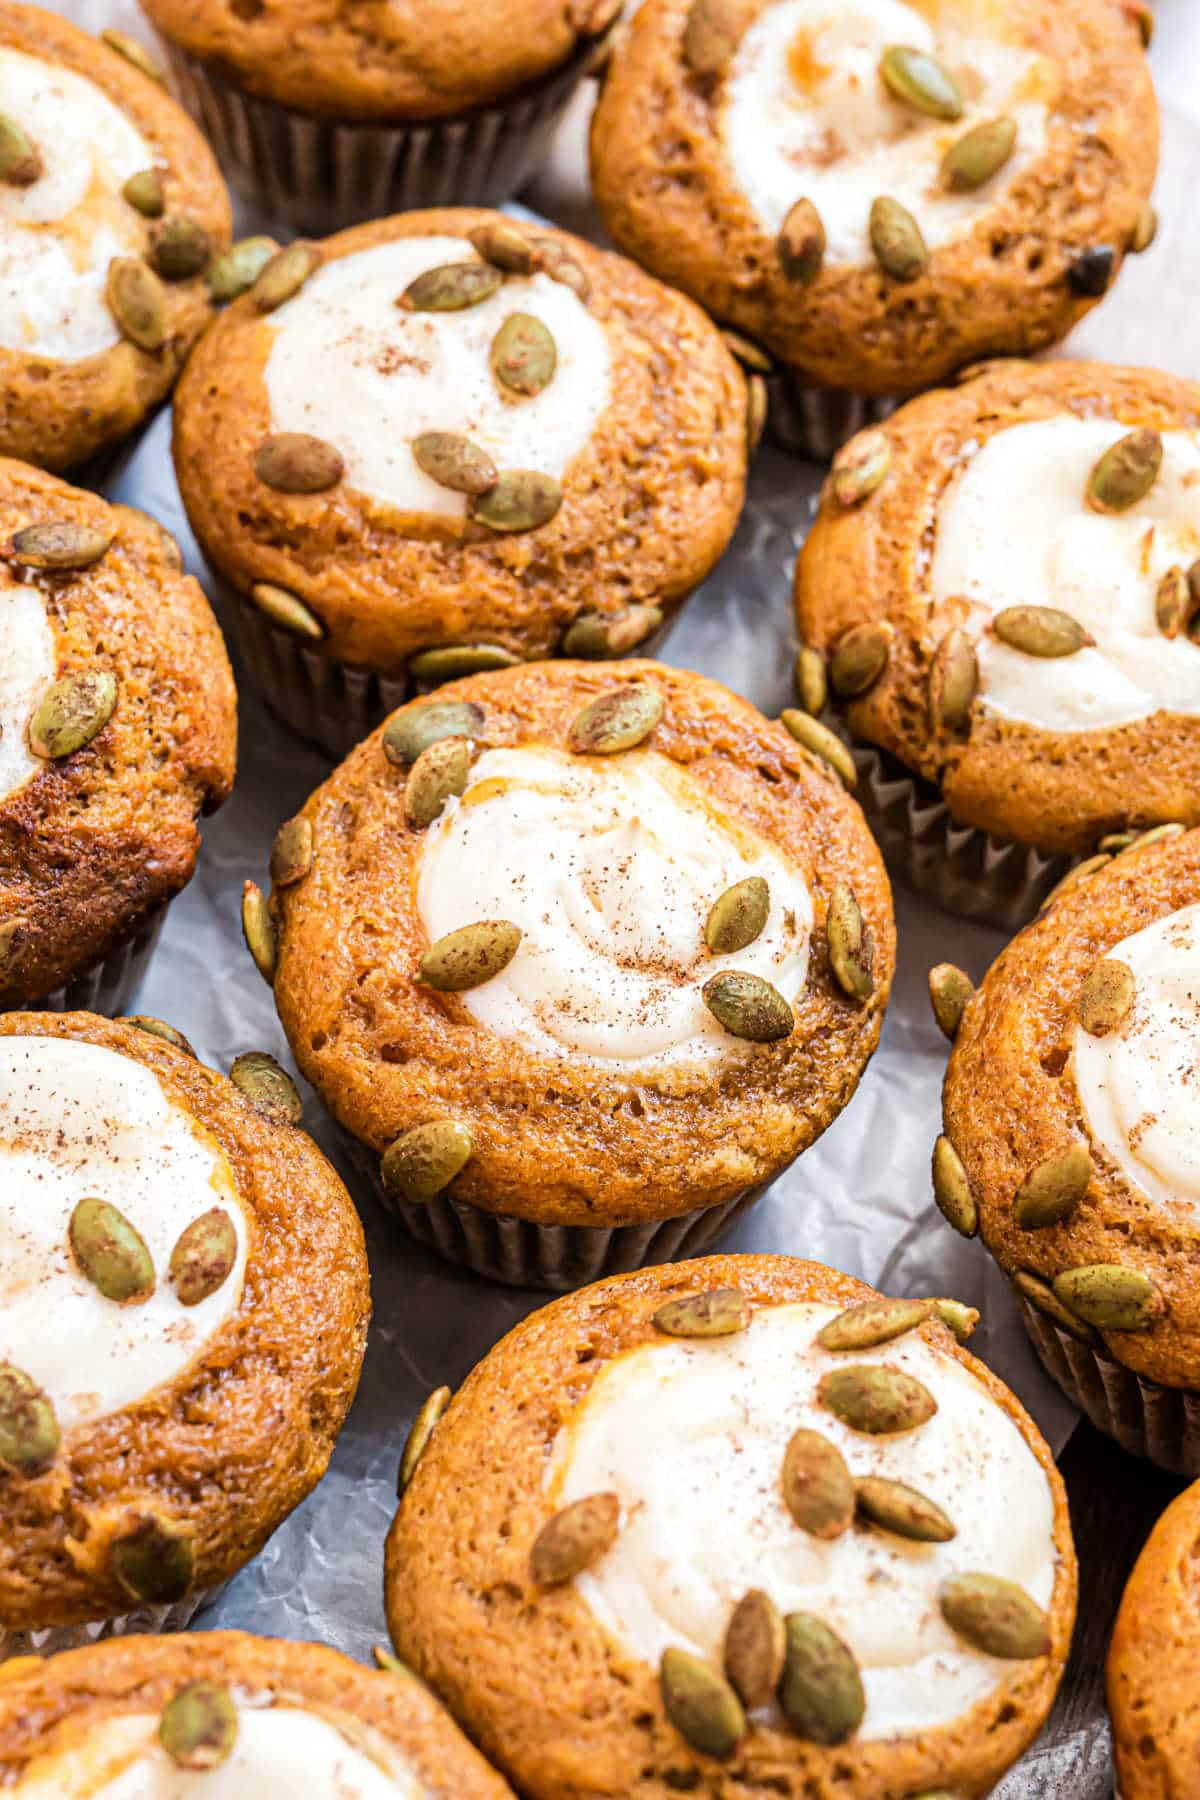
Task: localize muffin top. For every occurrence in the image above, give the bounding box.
[172,209,748,676]
[796,360,1200,856]
[0,1631,515,1794]
[1108,1479,1200,1800]
[386,1254,1076,1800]
[0,3,231,471]
[139,0,621,122]
[264,661,894,1229]
[0,1013,369,1635]
[942,825,1200,1391]
[591,0,1158,391]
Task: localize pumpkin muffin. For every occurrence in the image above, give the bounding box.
[795,360,1200,928]
[172,208,750,761]
[253,660,894,1287]
[1108,1479,1200,1800]
[938,823,1200,1473]
[0,1630,515,1794]
[591,0,1159,456]
[0,1011,370,1658]
[139,0,623,235]
[0,462,236,1013]
[0,2,231,474]
[385,1253,1076,1800]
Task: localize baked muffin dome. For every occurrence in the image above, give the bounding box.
[258,661,894,1285]
[0,2,231,472]
[0,461,236,1010]
[796,361,1200,858]
[1108,1479,1200,1800]
[591,0,1158,396]
[0,1630,515,1794]
[0,1012,369,1652]
[385,1254,1076,1799]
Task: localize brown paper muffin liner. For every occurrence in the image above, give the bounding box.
[18,906,168,1018]
[157,35,608,236]
[1018,1297,1200,1476]
[0,1583,223,1663]
[767,376,901,461]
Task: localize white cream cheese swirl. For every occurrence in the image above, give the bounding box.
[553,1301,1057,1741]
[263,236,611,521]
[0,1035,248,1432]
[0,579,55,803]
[415,745,813,1070]
[15,1705,424,1798]
[0,47,154,361]
[722,0,1054,265]
[932,417,1200,733]
[1074,901,1200,1220]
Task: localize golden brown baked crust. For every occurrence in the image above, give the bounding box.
[0,4,231,473]
[0,1013,370,1635]
[1108,1480,1200,1800]
[270,660,895,1229]
[385,1253,1077,1800]
[0,1630,515,1793]
[0,463,237,1008]
[171,208,748,676]
[943,827,1200,1391]
[590,0,1158,394]
[795,361,1200,857]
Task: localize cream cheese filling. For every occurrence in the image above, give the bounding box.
[552,1301,1057,1741]
[0,1036,248,1432]
[415,744,813,1069]
[0,46,153,361]
[263,236,611,520]
[722,0,1053,265]
[0,580,55,803]
[932,417,1200,733]
[1074,901,1200,1222]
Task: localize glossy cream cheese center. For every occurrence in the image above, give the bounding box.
[722,0,1052,264]
[932,417,1200,733]
[553,1302,1057,1741]
[15,1706,425,1798]
[0,580,55,803]
[416,745,813,1069]
[263,236,611,520]
[0,47,153,361]
[1075,901,1200,1220]
[0,1036,248,1432]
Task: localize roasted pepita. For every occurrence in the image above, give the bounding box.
[382,1122,474,1205]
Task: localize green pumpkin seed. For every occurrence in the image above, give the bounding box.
[830,429,892,507]
[1069,245,1116,298]
[382,1121,474,1204]
[269,816,314,888]
[781,710,857,787]
[939,1573,1050,1659]
[927,627,978,734]
[230,1051,302,1123]
[778,197,826,285]
[468,220,538,274]
[0,114,41,186]
[723,1590,785,1710]
[1119,821,1186,855]
[879,44,963,119]
[569,683,663,753]
[122,1016,197,1058]
[660,1650,745,1760]
[993,605,1090,658]
[1087,428,1163,514]
[252,243,321,312]
[781,1428,854,1539]
[1014,1143,1092,1230]
[1053,1264,1163,1332]
[101,28,165,82]
[702,970,794,1042]
[420,920,521,990]
[11,521,112,571]
[1098,832,1136,854]
[746,373,769,458]
[827,883,874,1003]
[29,671,117,759]
[106,257,166,350]
[794,646,828,716]
[0,1364,59,1475]
[652,1288,749,1338]
[169,1208,238,1307]
[111,1516,195,1603]
[683,0,740,77]
[941,116,1017,192]
[160,1683,237,1772]
[817,1297,934,1353]
[405,736,471,828]
[241,880,276,985]
[123,167,163,216]
[818,1363,938,1435]
[1013,1269,1099,1345]
[706,876,770,955]
[932,1135,977,1237]
[206,236,278,303]
[778,1614,865,1745]
[830,622,892,697]
[562,604,663,659]
[721,328,773,373]
[1155,566,1197,639]
[397,1385,452,1492]
[400,261,502,312]
[870,195,929,281]
[928,962,974,1040]
[856,1476,955,1542]
[150,216,211,281]
[249,582,324,640]
[471,470,563,533]
[933,1298,979,1343]
[1078,958,1135,1036]
[373,1647,409,1676]
[1130,204,1158,254]
[531,1493,621,1584]
[255,433,344,494]
[69,1198,155,1304]
[384,700,486,766]
[409,644,520,685]
[530,236,591,302]
[491,313,558,398]
[412,432,499,497]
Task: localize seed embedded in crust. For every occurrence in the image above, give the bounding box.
[149,215,212,281]
[857,1475,956,1542]
[404,736,471,828]
[1086,429,1163,513]
[927,627,978,735]
[0,114,42,186]
[569,684,664,754]
[409,644,520,686]
[778,1613,865,1745]
[939,1573,1051,1660]
[941,116,1017,192]
[531,1493,621,1584]
[746,373,769,457]
[10,521,112,571]
[122,166,164,216]
[816,1297,934,1353]
[652,1288,749,1338]
[830,429,892,507]
[230,1050,303,1123]
[398,1385,452,1492]
[794,645,828,716]
[122,1015,197,1058]
[249,582,324,641]
[29,671,118,759]
[781,1428,855,1539]
[207,236,278,303]
[269,816,314,888]
[169,1208,238,1307]
[870,196,929,281]
[706,876,770,955]
[469,220,539,274]
[399,261,503,312]
[879,44,963,119]
[563,605,663,659]
[1052,1264,1164,1333]
[252,242,321,312]
[1068,245,1117,298]
[106,257,166,351]
[419,920,522,991]
[491,312,558,398]
[1129,203,1158,254]
[723,1590,785,1709]
[932,1135,977,1237]
[241,881,277,985]
[830,622,892,697]
[110,1515,195,1603]
[160,1683,238,1772]
[660,1649,745,1760]
[100,27,165,82]
[703,970,794,1042]
[384,701,486,766]
[255,433,344,495]
[781,710,857,787]
[69,1198,155,1304]
[412,432,499,497]
[1013,1269,1100,1345]
[933,1298,979,1343]
[818,1363,938,1435]
[721,328,773,373]
[682,0,741,77]
[928,962,974,1040]
[993,604,1091,658]
[0,1363,59,1475]
[1078,958,1136,1036]
[382,1121,474,1205]
[1013,1143,1093,1230]
[778,197,826,285]
[471,470,563,533]
[827,883,874,1003]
